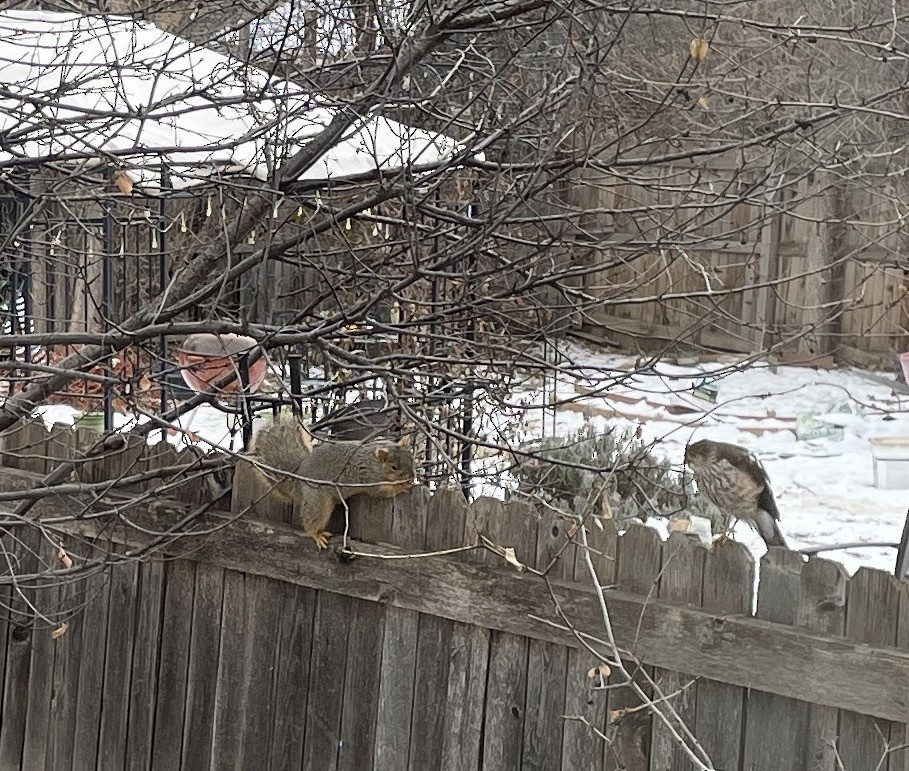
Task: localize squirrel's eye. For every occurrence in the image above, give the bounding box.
[391,464,398,471]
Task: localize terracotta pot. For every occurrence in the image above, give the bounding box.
[176,333,266,395]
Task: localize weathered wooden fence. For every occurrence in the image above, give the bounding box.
[0,421,908,769]
[572,164,909,360]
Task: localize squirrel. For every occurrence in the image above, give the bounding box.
[249,417,416,549]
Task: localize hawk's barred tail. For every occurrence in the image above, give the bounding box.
[754,508,788,549]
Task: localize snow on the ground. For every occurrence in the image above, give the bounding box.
[35,341,909,576]
[533,343,909,576]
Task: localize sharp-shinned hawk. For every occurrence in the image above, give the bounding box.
[684,438,787,548]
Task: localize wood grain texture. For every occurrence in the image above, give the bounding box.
[480,500,537,771]
[407,488,468,770]
[694,539,754,770]
[151,559,195,770]
[649,532,706,771]
[71,561,112,771]
[796,556,847,771]
[373,486,427,771]
[96,552,139,771]
[180,563,225,770]
[742,547,807,771]
[838,567,906,771]
[562,518,617,770]
[22,488,909,725]
[125,558,166,770]
[303,590,353,770]
[19,537,60,771]
[523,511,570,770]
[269,583,316,771]
[605,523,662,771]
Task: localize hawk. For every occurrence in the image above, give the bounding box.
[683,439,787,548]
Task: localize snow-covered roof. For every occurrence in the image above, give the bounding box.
[0,11,464,190]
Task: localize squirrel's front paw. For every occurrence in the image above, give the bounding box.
[310,531,332,550]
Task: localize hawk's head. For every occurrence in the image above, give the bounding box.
[683,439,713,468]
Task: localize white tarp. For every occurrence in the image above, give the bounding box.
[0,11,462,189]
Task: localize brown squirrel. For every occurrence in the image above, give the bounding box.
[250,417,415,549]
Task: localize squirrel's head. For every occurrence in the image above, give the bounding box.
[374,443,416,485]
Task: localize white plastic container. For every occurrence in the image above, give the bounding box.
[869,437,909,489]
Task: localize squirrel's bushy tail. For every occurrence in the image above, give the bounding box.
[252,417,313,471]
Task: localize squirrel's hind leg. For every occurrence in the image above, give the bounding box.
[307,529,332,550]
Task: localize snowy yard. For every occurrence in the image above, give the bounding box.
[36,342,909,576]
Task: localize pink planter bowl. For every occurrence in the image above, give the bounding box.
[176,333,266,395]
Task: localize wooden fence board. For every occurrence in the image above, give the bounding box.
[562,518,617,770]
[522,511,570,770]
[337,597,385,771]
[240,573,286,769]
[19,537,60,771]
[605,523,662,771]
[650,532,706,770]
[125,558,166,770]
[47,567,86,770]
[437,486,488,771]
[440,623,490,771]
[839,567,904,771]
[269,582,316,771]
[97,550,139,771]
[303,590,354,770]
[742,547,807,770]
[71,559,112,771]
[151,559,195,770]
[209,569,247,768]
[181,562,225,769]
[408,488,468,770]
[480,500,538,771]
[694,540,754,770]
[373,487,428,771]
[796,556,847,771]
[1,528,39,770]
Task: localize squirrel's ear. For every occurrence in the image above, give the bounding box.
[375,447,390,462]
[396,433,412,448]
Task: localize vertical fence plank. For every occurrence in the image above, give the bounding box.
[338,493,396,771]
[47,566,85,770]
[408,488,468,770]
[650,532,706,770]
[71,561,112,771]
[20,537,60,771]
[97,554,139,771]
[522,510,571,770]
[838,567,906,771]
[270,584,316,771]
[439,494,492,771]
[209,570,247,768]
[0,532,38,768]
[126,558,166,770]
[796,556,847,771]
[742,547,808,770]
[337,596,385,771]
[439,495,490,771]
[562,518,616,770]
[180,563,225,769]
[239,574,285,770]
[151,559,196,770]
[891,581,909,771]
[481,499,538,771]
[694,539,754,770]
[604,523,662,771]
[373,486,428,771]
[302,590,354,769]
